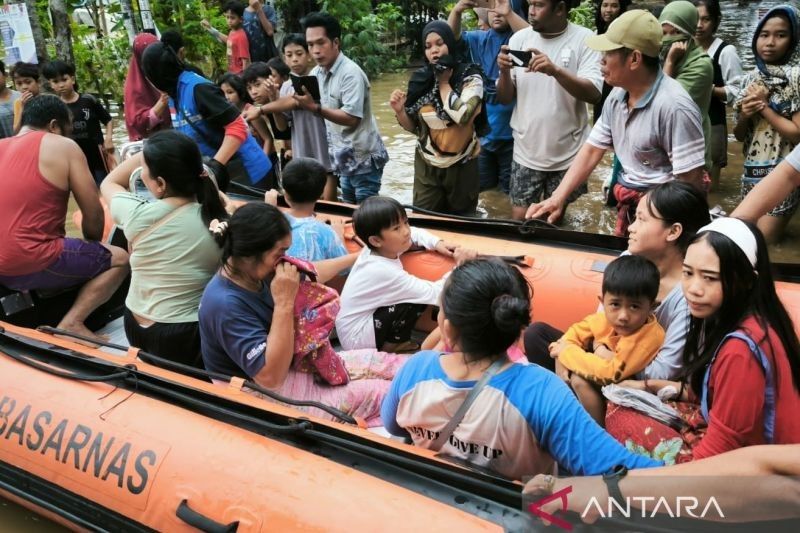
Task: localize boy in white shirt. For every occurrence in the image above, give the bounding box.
[336,196,472,352]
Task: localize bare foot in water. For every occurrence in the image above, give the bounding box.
[54,320,107,348]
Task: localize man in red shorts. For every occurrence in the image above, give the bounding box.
[0,95,128,341]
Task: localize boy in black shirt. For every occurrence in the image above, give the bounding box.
[43,61,114,185]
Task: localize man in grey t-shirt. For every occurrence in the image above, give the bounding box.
[295,12,389,204]
[526,10,706,236]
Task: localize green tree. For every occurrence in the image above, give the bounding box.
[275,0,407,78]
[568,0,596,29]
[274,0,319,32]
[50,0,75,64]
[150,0,227,80]
[72,24,128,107]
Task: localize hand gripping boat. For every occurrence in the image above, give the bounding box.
[3,186,800,531]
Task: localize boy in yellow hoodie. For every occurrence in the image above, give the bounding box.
[550,254,665,426]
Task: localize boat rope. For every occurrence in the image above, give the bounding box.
[96,374,139,421]
[35,326,358,425]
[130,378,315,436]
[303,427,524,504]
[220,181,562,232]
[0,343,134,382]
[401,204,560,229]
[227,180,275,198]
[519,217,557,233]
[0,329,316,436]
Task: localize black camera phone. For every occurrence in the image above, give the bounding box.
[508,49,533,67]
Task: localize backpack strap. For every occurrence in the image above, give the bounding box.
[711,40,728,65]
[701,331,776,443]
[431,357,506,452]
[129,203,195,251]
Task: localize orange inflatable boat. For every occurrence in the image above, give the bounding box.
[0,321,529,531]
[68,193,800,333]
[4,197,800,531]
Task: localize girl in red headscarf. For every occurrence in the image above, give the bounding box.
[124,33,171,141]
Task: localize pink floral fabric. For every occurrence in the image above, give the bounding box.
[270,349,409,427]
[281,256,349,385]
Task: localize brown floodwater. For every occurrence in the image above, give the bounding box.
[4,0,798,528]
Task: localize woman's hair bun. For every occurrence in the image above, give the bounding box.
[442,258,532,359]
[491,294,529,333]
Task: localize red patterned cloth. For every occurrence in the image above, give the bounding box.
[280,256,349,385]
[612,183,646,237]
[605,401,707,464]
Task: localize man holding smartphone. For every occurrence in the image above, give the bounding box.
[496,0,602,220]
[296,12,389,204]
[448,0,528,196]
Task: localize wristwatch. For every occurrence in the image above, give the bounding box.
[602,464,628,503]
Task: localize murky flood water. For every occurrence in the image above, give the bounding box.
[0,499,65,531]
[4,0,798,528]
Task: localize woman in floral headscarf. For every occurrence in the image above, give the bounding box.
[659,0,714,171]
[733,5,800,243]
[389,20,486,215]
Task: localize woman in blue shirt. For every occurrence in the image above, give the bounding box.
[381,258,661,480]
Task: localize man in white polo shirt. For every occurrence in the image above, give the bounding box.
[496,0,602,220]
[526,9,706,236]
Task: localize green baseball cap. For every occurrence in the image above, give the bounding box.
[585,9,662,58]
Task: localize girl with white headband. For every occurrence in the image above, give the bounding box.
[611,217,800,463]
[680,217,800,458]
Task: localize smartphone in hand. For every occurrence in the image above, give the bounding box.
[507,49,533,67]
[473,0,497,8]
[290,73,321,102]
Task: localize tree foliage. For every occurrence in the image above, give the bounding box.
[149,0,228,80]
[274,0,406,79]
[24,0,598,104]
[568,0,596,30]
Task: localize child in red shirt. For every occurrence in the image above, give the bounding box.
[202,1,251,74]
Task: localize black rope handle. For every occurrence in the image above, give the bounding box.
[34,326,358,424]
[176,499,239,533]
[402,203,562,229]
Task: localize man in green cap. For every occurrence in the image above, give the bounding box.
[526,9,707,236]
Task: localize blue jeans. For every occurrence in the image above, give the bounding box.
[340,167,383,204]
[478,138,513,194]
